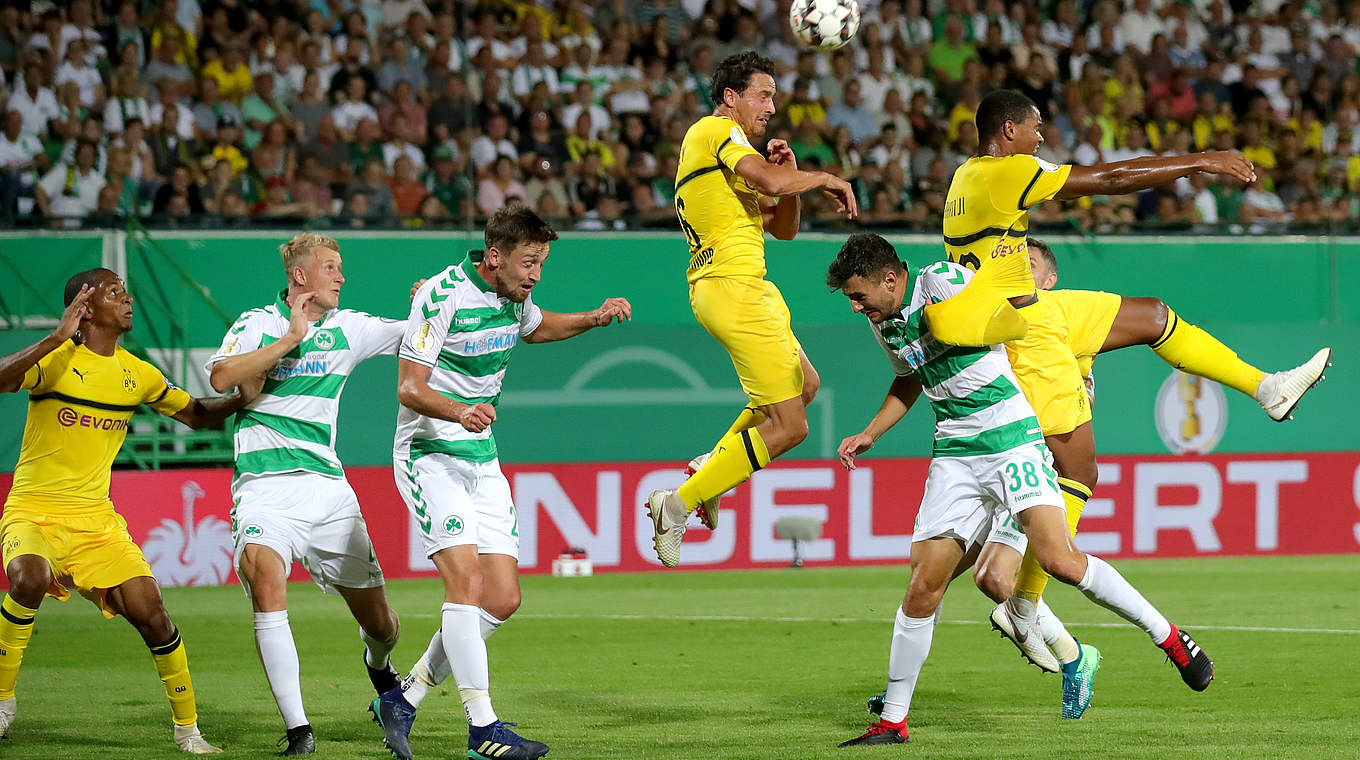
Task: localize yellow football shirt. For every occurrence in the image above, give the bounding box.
[5,341,191,515]
[674,115,765,283]
[942,153,1073,300]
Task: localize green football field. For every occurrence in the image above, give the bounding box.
[4,555,1358,760]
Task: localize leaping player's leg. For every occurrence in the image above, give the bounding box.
[1097,296,1329,421]
[238,544,313,755]
[104,576,222,754]
[336,586,401,693]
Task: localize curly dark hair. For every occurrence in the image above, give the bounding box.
[975,89,1038,140]
[710,51,777,106]
[826,233,906,290]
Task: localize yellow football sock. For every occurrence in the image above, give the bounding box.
[923,292,1030,346]
[1014,478,1091,602]
[724,406,767,437]
[1151,307,1266,397]
[149,628,198,726]
[0,596,37,700]
[677,428,771,512]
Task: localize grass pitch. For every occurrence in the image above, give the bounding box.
[4,555,1358,759]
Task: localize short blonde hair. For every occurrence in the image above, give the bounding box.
[279,232,340,282]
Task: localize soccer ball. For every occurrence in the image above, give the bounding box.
[789,0,861,51]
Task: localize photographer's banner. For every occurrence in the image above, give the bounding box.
[1,452,1356,587]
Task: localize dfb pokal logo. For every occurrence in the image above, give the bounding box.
[444,516,464,536]
[1154,370,1228,454]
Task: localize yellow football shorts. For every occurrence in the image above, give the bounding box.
[690,276,804,407]
[1005,289,1122,436]
[0,506,155,618]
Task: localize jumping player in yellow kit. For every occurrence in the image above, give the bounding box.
[928,90,1332,682]
[644,52,857,567]
[0,268,263,754]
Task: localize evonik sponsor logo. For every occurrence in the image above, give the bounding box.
[56,406,129,431]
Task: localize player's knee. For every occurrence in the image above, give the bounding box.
[135,605,176,643]
[972,563,1013,604]
[6,556,51,601]
[485,590,521,622]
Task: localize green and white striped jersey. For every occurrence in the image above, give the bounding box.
[871,261,1043,457]
[206,290,404,484]
[394,253,542,463]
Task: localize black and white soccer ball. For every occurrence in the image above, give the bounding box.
[789,0,861,51]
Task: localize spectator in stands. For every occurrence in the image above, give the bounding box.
[827,79,877,144]
[192,77,244,145]
[0,110,45,217]
[35,137,103,219]
[476,155,527,216]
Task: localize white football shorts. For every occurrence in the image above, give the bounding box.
[912,442,1062,550]
[393,454,519,561]
[230,471,385,595]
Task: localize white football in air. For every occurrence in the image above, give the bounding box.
[789,0,861,51]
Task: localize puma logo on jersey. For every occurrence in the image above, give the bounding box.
[71,368,87,382]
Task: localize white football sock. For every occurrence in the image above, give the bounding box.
[441,603,497,726]
[401,629,445,707]
[1077,554,1172,644]
[1035,598,1081,665]
[478,608,504,640]
[881,607,936,724]
[254,611,308,729]
[361,620,398,670]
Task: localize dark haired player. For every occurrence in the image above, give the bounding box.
[645,51,858,567]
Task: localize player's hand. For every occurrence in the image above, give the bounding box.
[52,284,92,342]
[821,174,859,219]
[1198,151,1256,184]
[238,370,267,404]
[767,139,797,170]
[591,297,632,326]
[457,402,497,433]
[837,432,876,470]
[410,278,427,301]
[287,291,317,341]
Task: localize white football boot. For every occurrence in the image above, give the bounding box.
[989,601,1060,673]
[1255,348,1331,421]
[685,451,722,530]
[174,722,223,754]
[645,490,688,568]
[0,696,14,738]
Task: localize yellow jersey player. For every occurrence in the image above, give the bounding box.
[0,268,263,754]
[928,91,1331,686]
[644,51,857,567]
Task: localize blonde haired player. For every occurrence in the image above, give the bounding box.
[929,91,1330,687]
[205,232,409,755]
[645,51,857,567]
[0,268,262,754]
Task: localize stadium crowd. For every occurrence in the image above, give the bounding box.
[2,0,1360,229]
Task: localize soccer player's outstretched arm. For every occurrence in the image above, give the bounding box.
[1055,151,1255,200]
[170,377,263,429]
[837,375,923,470]
[523,297,632,343]
[208,291,319,392]
[734,153,859,219]
[0,284,91,393]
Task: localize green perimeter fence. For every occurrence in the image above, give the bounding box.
[1,229,1357,471]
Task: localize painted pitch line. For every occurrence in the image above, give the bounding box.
[481,612,1360,635]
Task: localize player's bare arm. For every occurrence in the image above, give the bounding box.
[735,153,858,218]
[208,291,319,392]
[397,357,495,432]
[1056,151,1256,200]
[838,375,922,469]
[522,297,632,343]
[759,139,803,239]
[171,373,263,429]
[0,284,92,393]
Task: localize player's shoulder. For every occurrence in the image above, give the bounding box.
[231,306,273,326]
[917,260,973,296]
[982,153,1065,177]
